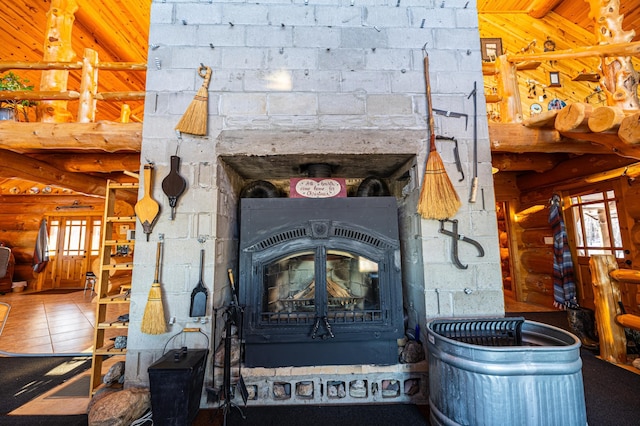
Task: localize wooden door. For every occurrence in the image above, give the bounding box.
[563,182,631,310]
[44,215,102,289]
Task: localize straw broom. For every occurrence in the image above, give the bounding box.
[175,65,212,136]
[416,50,461,220]
[141,241,167,335]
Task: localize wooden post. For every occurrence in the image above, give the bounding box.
[589,255,627,364]
[495,54,522,123]
[77,48,99,123]
[586,0,640,110]
[37,0,79,123]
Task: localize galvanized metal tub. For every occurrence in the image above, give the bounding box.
[427,317,587,426]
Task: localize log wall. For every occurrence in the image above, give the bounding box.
[513,195,556,306]
[0,194,105,284]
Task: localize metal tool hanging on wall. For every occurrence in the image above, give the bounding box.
[436,135,464,182]
[439,219,485,269]
[162,155,187,220]
[468,81,479,203]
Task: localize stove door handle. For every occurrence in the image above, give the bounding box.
[311,316,322,339]
[322,316,335,339]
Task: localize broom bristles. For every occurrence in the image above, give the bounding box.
[141,282,167,335]
[175,88,208,136]
[175,66,212,136]
[417,150,461,220]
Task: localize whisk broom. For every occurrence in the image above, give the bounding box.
[416,49,461,220]
[141,241,167,335]
[175,65,212,136]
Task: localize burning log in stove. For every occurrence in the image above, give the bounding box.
[273,278,364,313]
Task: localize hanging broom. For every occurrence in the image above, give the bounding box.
[141,241,167,335]
[416,49,461,220]
[175,65,212,136]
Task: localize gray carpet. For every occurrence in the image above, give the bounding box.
[510,311,640,426]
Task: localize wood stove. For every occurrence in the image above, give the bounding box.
[239,196,404,368]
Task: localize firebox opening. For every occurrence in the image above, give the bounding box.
[215,149,427,368]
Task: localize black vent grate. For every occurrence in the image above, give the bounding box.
[430,317,525,346]
[251,228,309,251]
[333,227,393,249]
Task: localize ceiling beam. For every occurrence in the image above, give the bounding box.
[527,0,564,19]
[489,123,612,154]
[29,153,140,173]
[0,148,137,204]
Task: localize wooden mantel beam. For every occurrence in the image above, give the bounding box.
[0,149,137,205]
[0,121,141,152]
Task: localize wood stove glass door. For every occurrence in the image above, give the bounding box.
[260,247,382,326]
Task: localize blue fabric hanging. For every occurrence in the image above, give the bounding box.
[33,219,49,273]
[548,195,578,309]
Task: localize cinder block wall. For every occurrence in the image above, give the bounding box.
[126,0,503,388]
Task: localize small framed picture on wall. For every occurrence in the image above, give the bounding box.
[549,71,561,87]
[480,38,502,62]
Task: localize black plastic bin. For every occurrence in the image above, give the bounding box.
[148,347,208,426]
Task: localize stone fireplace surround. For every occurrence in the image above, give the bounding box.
[127,0,503,410]
[215,130,429,405]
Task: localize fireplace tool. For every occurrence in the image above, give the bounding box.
[217,268,247,425]
[438,219,485,269]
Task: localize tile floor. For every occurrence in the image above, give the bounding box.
[0,288,124,355]
[0,289,554,417]
[0,288,553,356]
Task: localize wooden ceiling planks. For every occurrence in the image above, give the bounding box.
[479,12,610,121]
[0,0,150,122]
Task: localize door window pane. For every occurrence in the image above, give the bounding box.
[569,190,623,258]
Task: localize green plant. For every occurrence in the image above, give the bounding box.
[0,72,37,121]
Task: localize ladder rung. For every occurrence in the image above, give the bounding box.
[106,216,136,222]
[108,182,139,189]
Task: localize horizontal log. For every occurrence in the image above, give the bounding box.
[522,110,558,128]
[525,290,553,307]
[517,154,637,192]
[0,91,80,101]
[618,112,640,146]
[515,207,550,229]
[524,272,553,294]
[13,265,35,282]
[0,61,146,72]
[507,41,640,63]
[521,229,553,247]
[95,91,146,101]
[0,216,39,231]
[610,269,640,285]
[520,249,553,273]
[28,153,140,173]
[0,149,106,196]
[588,106,627,133]
[555,103,593,133]
[489,123,612,154]
[0,121,141,152]
[616,314,640,330]
[491,152,563,173]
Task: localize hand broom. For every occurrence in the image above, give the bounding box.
[141,241,167,335]
[416,49,461,220]
[175,65,212,136]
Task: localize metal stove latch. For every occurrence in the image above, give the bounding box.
[310,316,335,339]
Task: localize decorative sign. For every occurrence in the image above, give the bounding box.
[290,178,347,198]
